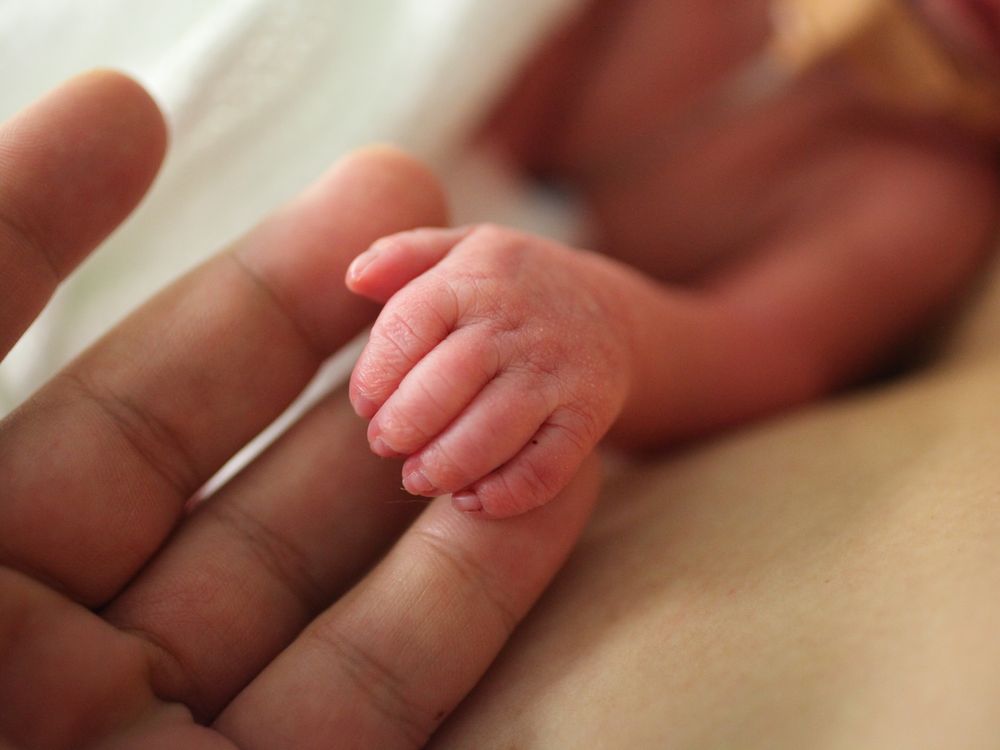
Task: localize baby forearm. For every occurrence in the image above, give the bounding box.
[590,254,870,449]
[594,159,996,450]
[587,259,778,447]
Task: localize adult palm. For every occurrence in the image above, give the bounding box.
[0,73,599,750]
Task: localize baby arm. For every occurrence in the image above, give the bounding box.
[342,222,837,518]
[347,145,997,519]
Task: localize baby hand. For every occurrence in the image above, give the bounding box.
[346,225,631,518]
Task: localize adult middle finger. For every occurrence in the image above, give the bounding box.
[102,385,423,720]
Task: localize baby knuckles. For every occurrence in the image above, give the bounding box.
[349,353,405,418]
[371,341,500,456]
[352,302,449,414]
[477,453,567,518]
[369,405,437,456]
[410,443,479,497]
[453,225,538,280]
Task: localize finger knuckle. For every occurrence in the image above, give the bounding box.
[420,442,472,493]
[412,527,521,634]
[378,405,435,451]
[361,310,437,397]
[206,502,326,611]
[56,371,201,497]
[450,332,504,380]
[515,453,564,500]
[305,622,434,747]
[503,358,565,411]
[465,224,531,272]
[441,226,539,326]
[550,403,603,454]
[380,362,481,452]
[377,309,433,361]
[351,360,397,404]
[483,461,553,515]
[522,341,565,380]
[0,192,64,278]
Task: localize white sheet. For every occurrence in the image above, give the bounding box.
[0,0,584,413]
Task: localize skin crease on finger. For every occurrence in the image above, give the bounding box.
[0,69,167,359]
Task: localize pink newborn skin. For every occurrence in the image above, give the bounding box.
[346,199,995,519]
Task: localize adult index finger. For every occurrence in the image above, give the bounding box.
[0,70,166,359]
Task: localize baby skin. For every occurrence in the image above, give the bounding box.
[346,226,636,517]
[345,163,995,519]
[346,0,1000,519]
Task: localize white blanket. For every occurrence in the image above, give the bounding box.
[0,0,584,413]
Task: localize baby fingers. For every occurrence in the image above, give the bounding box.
[367,327,501,457]
[349,274,462,418]
[346,226,473,303]
[348,227,477,419]
[453,406,601,518]
[398,372,560,500]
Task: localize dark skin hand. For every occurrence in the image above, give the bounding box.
[0,72,600,750]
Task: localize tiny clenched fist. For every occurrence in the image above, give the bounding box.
[346,224,632,518]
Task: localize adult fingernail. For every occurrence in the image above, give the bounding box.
[403,468,436,496]
[452,492,483,513]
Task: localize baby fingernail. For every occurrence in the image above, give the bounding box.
[452,492,483,513]
[403,468,436,496]
[351,392,378,419]
[347,249,378,282]
[371,436,399,457]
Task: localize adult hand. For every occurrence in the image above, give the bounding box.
[0,72,599,750]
